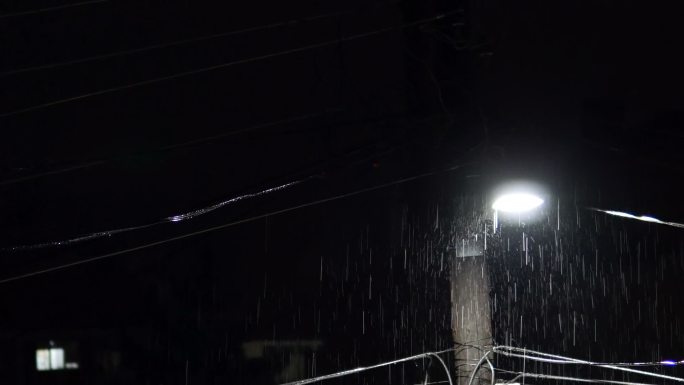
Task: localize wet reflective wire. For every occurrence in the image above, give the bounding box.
[275,346,684,385]
[4,177,314,251]
[0,162,474,283]
[589,208,684,229]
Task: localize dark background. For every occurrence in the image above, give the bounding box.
[1,0,683,384]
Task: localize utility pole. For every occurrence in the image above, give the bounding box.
[451,237,492,385]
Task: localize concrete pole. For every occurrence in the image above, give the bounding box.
[451,255,492,385]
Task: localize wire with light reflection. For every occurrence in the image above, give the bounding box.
[490,346,684,385]
[493,346,684,379]
[2,121,465,251]
[0,161,476,283]
[589,208,684,229]
[3,177,314,251]
[276,345,684,385]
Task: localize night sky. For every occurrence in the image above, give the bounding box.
[1,1,683,384]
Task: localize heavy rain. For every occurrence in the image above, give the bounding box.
[1,1,683,384]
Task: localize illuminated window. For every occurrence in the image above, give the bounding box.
[36,349,50,371]
[35,348,69,371]
[50,348,64,370]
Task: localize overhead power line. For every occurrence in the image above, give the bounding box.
[0,11,456,119]
[0,110,339,186]
[4,177,314,251]
[0,161,473,284]
[2,126,432,250]
[0,9,351,77]
[589,208,684,229]
[0,0,107,19]
[1,1,409,76]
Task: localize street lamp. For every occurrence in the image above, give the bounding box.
[490,183,546,232]
[492,193,544,213]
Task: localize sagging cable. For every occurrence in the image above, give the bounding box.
[4,177,312,251]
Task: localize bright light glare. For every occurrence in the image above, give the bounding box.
[492,193,544,213]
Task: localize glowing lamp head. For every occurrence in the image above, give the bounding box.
[492,193,544,213]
